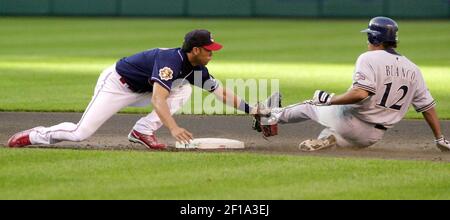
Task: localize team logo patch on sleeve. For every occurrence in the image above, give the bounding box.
[159,67,173,81]
[354,72,367,81]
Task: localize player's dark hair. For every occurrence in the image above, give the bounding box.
[181,41,193,53]
[382,41,397,49]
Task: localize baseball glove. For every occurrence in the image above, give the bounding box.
[252,114,278,137]
[252,92,282,138]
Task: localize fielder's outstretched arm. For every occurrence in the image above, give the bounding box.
[152,83,193,143]
[212,85,253,114]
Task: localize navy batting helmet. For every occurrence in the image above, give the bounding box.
[361,16,398,45]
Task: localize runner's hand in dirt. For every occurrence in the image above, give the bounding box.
[435,136,450,152]
[171,126,193,144]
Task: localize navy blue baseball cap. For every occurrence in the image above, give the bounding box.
[184,29,223,51]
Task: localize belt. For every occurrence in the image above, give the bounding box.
[119,77,127,85]
[374,124,388,130]
[119,76,145,93]
[119,76,135,91]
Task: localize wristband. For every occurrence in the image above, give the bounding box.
[238,100,251,114]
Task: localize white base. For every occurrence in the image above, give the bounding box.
[175,138,245,149]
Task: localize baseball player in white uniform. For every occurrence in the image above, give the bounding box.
[7,29,260,149]
[268,16,450,152]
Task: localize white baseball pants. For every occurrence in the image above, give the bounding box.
[277,103,385,148]
[30,65,192,145]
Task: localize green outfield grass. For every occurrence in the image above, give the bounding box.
[0,148,448,200]
[1,18,449,201]
[0,18,449,118]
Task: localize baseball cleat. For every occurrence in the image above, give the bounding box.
[435,136,450,152]
[128,130,167,150]
[299,135,336,152]
[7,129,33,148]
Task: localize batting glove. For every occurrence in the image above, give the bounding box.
[311,90,334,106]
[435,136,450,152]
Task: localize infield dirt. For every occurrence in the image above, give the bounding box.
[1,112,449,162]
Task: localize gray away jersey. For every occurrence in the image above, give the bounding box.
[350,50,435,127]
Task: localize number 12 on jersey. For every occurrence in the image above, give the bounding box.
[377,82,409,110]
